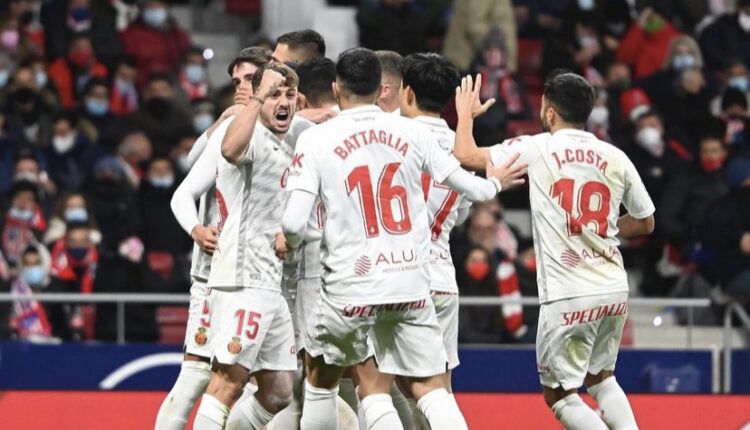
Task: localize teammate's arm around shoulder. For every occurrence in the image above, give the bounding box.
[453,74,493,171]
[221,69,286,164]
[617,154,656,238]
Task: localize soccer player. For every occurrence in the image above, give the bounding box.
[281,47,526,430]
[155,46,272,430]
[453,71,654,430]
[273,29,326,65]
[296,57,338,111]
[374,50,403,113]
[192,63,311,430]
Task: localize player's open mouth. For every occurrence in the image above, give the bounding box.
[275,111,289,123]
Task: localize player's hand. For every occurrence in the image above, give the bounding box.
[486,152,528,191]
[740,232,750,255]
[192,225,219,254]
[257,69,286,100]
[455,75,495,121]
[232,86,252,107]
[275,232,289,260]
[297,107,337,124]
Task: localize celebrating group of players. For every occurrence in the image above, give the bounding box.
[155,29,656,430]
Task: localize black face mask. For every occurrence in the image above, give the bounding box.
[68,247,89,262]
[145,97,173,116]
[94,177,126,196]
[13,88,38,105]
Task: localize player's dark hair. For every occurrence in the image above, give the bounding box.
[276,30,326,61]
[336,48,381,96]
[400,53,460,113]
[251,62,299,93]
[375,50,403,79]
[296,57,336,107]
[543,70,595,126]
[227,46,273,77]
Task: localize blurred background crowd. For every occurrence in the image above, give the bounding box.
[0,0,748,345]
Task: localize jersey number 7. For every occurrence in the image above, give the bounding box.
[550,178,611,237]
[347,162,412,238]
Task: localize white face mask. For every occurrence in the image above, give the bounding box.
[636,126,665,157]
[52,133,76,154]
[588,106,609,125]
[740,12,750,32]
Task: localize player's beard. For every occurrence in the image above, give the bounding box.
[260,109,292,135]
[541,115,551,133]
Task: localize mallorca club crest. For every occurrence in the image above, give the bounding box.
[194,327,208,346]
[228,336,242,354]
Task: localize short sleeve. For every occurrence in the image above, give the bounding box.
[421,127,461,183]
[286,130,321,196]
[489,135,542,167]
[621,156,655,219]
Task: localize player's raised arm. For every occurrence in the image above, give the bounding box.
[221,67,286,164]
[454,74,493,172]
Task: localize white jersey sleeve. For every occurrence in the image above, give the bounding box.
[489,134,547,168]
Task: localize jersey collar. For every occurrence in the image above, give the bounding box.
[337,104,383,116]
[553,128,594,139]
[414,115,449,129]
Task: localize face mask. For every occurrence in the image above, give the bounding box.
[9,207,34,222]
[0,30,19,51]
[146,97,172,115]
[68,50,92,68]
[64,207,88,223]
[740,12,750,32]
[13,87,37,104]
[578,0,595,11]
[193,113,214,133]
[22,266,46,286]
[578,35,598,49]
[35,71,47,87]
[0,69,8,88]
[85,98,109,117]
[70,7,92,22]
[672,54,695,71]
[184,64,206,84]
[14,171,38,183]
[176,153,190,172]
[150,175,174,189]
[115,78,135,94]
[53,133,76,154]
[466,261,490,281]
[700,154,726,172]
[636,126,664,157]
[68,247,89,261]
[143,8,168,27]
[729,76,750,93]
[588,106,609,125]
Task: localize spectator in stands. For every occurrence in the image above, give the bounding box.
[705,158,750,299]
[115,131,152,190]
[44,110,97,192]
[132,73,192,156]
[0,249,9,338]
[190,98,216,135]
[0,14,39,61]
[540,4,606,82]
[12,152,57,201]
[721,88,750,154]
[616,2,680,79]
[178,47,209,102]
[0,52,14,95]
[47,34,108,108]
[699,0,750,72]
[357,0,429,55]
[710,59,750,117]
[43,191,101,246]
[109,57,139,116]
[456,245,506,343]
[40,0,122,70]
[77,78,132,149]
[4,65,55,147]
[659,131,730,261]
[443,0,517,73]
[47,221,97,340]
[375,50,402,113]
[120,0,191,85]
[1,181,45,267]
[11,245,53,341]
[170,132,197,177]
[272,29,326,65]
[138,158,191,293]
[6,0,45,56]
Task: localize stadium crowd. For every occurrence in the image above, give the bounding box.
[0,0,748,344]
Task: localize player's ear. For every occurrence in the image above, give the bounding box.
[406,86,415,106]
[297,92,308,110]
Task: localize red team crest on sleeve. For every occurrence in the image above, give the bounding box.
[228,336,242,354]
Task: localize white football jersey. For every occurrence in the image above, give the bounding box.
[287,105,461,305]
[208,116,313,290]
[415,116,470,293]
[489,129,655,303]
[297,199,325,279]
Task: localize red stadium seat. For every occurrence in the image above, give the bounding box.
[517,39,543,77]
[157,306,189,345]
[225,0,261,14]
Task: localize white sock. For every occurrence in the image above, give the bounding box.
[339,378,359,413]
[389,383,417,430]
[336,396,360,430]
[407,398,429,430]
[360,393,403,430]
[193,394,229,430]
[551,394,608,430]
[156,361,211,430]
[416,388,468,430]
[300,381,339,430]
[225,394,275,430]
[588,377,639,430]
[356,387,366,430]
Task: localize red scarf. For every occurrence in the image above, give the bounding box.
[2,208,46,264]
[50,239,98,293]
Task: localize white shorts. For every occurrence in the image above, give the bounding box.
[305,290,447,377]
[431,291,460,370]
[209,287,297,373]
[536,292,629,390]
[295,277,321,352]
[184,278,212,358]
